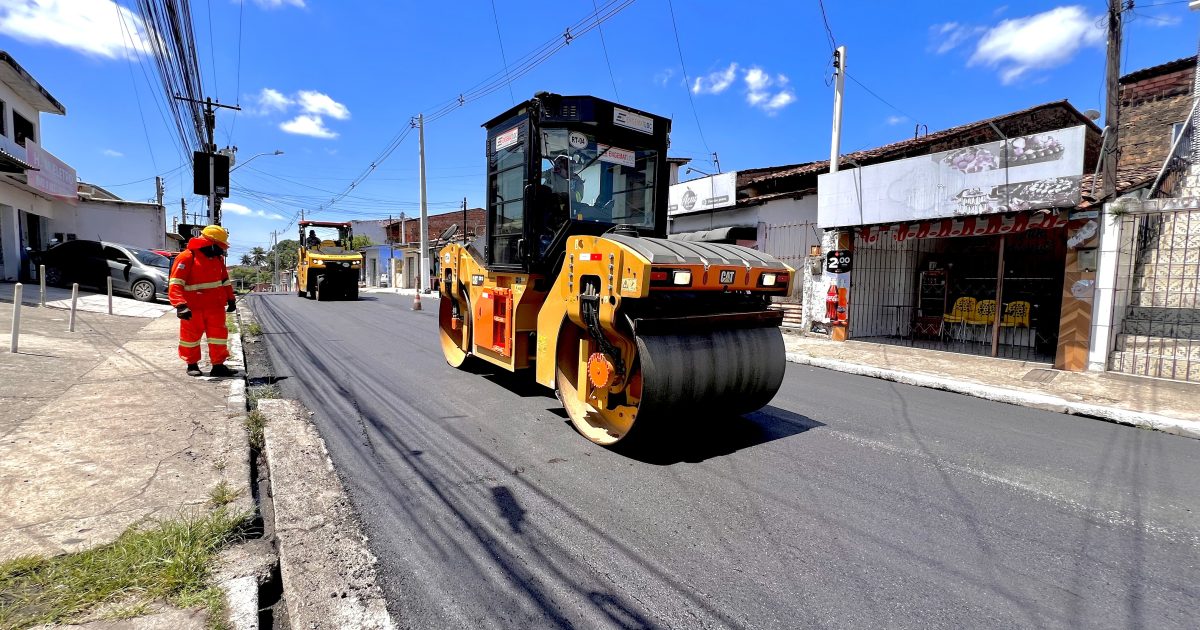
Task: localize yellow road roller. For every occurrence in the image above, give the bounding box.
[438,93,793,445]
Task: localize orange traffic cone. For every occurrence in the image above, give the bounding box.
[412,291,422,311]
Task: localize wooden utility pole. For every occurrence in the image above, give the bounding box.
[1102,0,1123,199]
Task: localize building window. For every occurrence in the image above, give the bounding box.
[13,112,34,147]
[1171,121,1190,148]
[0,100,6,137]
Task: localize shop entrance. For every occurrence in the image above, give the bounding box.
[849,223,1066,362]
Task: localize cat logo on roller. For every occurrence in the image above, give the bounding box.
[436,93,793,446]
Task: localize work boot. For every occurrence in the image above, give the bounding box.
[186,363,203,377]
[209,364,238,378]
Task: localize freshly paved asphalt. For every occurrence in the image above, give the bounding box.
[248,292,1200,629]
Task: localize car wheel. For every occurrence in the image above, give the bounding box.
[131,279,156,302]
[45,266,65,287]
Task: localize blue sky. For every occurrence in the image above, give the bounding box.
[0,0,1197,257]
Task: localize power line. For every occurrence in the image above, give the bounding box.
[229,0,245,142]
[592,0,620,100]
[665,0,713,160]
[817,0,837,52]
[303,0,637,222]
[206,0,218,101]
[846,72,919,124]
[488,0,516,105]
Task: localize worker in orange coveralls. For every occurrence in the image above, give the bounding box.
[169,225,238,377]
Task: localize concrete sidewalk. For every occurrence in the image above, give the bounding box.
[0,281,173,318]
[0,296,257,625]
[783,332,1200,438]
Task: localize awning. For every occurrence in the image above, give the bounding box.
[668,225,758,243]
[858,211,1069,244]
[0,148,33,173]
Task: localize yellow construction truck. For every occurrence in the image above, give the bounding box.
[296,220,363,300]
[437,93,793,445]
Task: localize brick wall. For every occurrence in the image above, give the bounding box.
[1117,62,1195,172]
[385,208,486,244]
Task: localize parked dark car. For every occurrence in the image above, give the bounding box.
[31,240,172,302]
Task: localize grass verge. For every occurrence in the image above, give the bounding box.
[0,507,250,629]
[208,481,242,507]
[244,321,262,336]
[246,385,280,410]
[244,410,268,450]
[225,314,239,334]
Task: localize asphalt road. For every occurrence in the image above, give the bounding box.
[248,292,1200,630]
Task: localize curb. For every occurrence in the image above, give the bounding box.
[217,312,266,630]
[258,399,396,629]
[786,352,1200,440]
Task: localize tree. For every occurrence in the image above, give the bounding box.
[240,254,253,266]
[272,239,299,272]
[350,235,374,250]
[250,247,268,267]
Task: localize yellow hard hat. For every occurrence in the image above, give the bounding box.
[201,225,229,248]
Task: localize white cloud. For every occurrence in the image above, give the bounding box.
[102,149,123,157]
[0,0,151,59]
[654,67,676,87]
[886,115,908,126]
[742,66,796,114]
[692,63,737,95]
[254,88,293,114]
[930,22,985,55]
[1138,13,1182,28]
[280,114,337,139]
[223,202,285,220]
[296,90,350,120]
[969,5,1104,84]
[250,0,305,8]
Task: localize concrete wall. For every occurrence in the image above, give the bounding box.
[51,199,166,250]
[0,78,41,145]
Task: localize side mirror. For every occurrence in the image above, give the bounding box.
[116,257,131,265]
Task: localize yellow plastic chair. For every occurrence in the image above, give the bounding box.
[942,297,976,342]
[1001,301,1031,328]
[966,299,997,343]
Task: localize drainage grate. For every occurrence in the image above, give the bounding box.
[1022,368,1059,384]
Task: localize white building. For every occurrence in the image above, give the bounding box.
[0,51,67,281]
[0,52,166,281]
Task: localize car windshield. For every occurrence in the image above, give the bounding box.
[128,247,170,268]
[540,128,658,230]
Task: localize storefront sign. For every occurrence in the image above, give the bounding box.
[668,171,737,215]
[818,125,1087,228]
[613,108,654,134]
[495,126,520,151]
[25,141,78,206]
[825,249,852,273]
[858,210,1068,244]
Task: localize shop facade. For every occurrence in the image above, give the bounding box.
[818,123,1103,368]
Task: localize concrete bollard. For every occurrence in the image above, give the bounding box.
[39,264,45,306]
[68,283,79,332]
[107,276,113,315]
[10,283,21,353]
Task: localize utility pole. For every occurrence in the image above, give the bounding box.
[1102,0,1123,198]
[417,114,429,292]
[829,45,847,174]
[174,95,241,225]
[180,198,187,226]
[462,198,468,243]
[272,230,279,292]
[155,177,164,207]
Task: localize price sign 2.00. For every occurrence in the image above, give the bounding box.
[826,250,852,274]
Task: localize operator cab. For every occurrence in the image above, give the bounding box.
[300,222,352,253]
[482,93,672,272]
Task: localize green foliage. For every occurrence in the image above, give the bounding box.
[350,235,374,249]
[244,410,268,449]
[208,481,242,507]
[0,508,248,628]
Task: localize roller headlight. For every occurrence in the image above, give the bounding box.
[672,270,691,286]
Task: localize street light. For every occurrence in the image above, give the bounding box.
[685,166,712,177]
[231,149,284,173]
